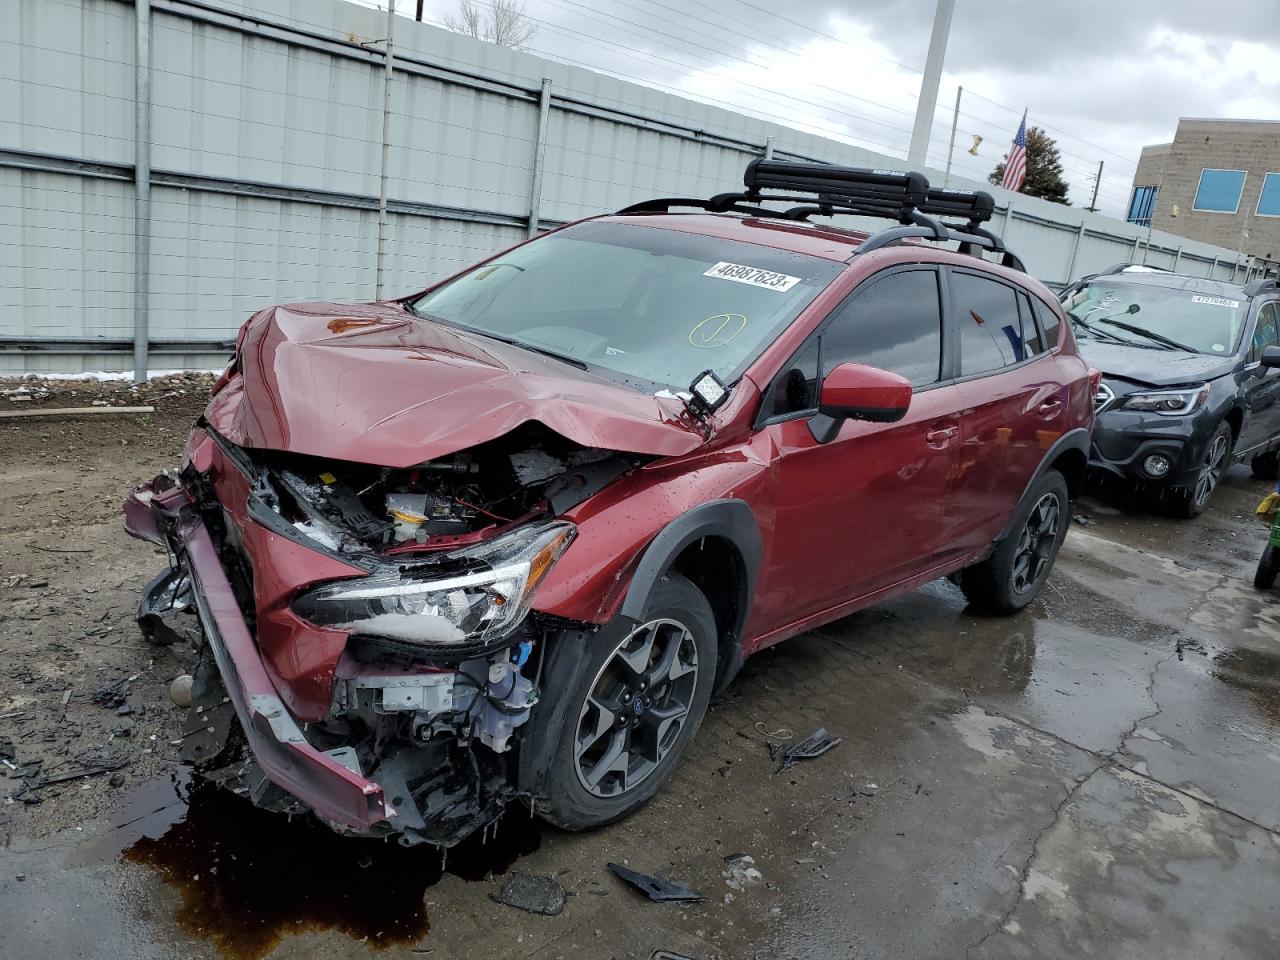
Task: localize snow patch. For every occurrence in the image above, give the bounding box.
[292,521,343,551]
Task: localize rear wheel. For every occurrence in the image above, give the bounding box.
[1167,422,1233,519]
[1251,451,1280,481]
[1256,545,1280,590]
[959,470,1069,615]
[531,573,717,831]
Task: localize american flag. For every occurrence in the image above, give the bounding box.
[1001,111,1028,192]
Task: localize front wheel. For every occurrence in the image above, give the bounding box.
[529,573,717,831]
[1256,545,1279,590]
[958,469,1070,615]
[1168,422,1233,519]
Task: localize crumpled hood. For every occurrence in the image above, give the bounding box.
[1077,338,1239,388]
[205,302,706,467]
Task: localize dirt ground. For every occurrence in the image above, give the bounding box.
[0,374,212,833]
[3,378,1280,960]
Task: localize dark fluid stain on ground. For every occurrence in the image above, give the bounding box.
[112,777,539,960]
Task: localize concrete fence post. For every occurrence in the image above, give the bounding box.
[133,0,152,384]
[526,79,553,238]
[1172,246,1182,272]
[763,136,774,159]
[1064,223,1085,286]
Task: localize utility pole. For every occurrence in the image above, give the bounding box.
[415,0,423,20]
[943,85,962,187]
[907,0,955,169]
[1086,160,1103,213]
[375,0,396,300]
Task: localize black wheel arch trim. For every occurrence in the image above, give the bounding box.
[619,498,762,695]
[996,427,1089,543]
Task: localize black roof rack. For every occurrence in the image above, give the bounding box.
[1243,277,1279,297]
[617,159,1024,272]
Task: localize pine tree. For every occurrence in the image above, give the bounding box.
[989,127,1070,205]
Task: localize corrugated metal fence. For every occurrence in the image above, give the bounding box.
[1,0,1262,375]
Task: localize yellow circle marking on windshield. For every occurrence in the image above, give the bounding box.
[689,313,747,348]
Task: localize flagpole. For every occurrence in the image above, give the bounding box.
[944,85,962,188]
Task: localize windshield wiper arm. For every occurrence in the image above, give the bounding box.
[469,330,589,369]
[1068,314,1132,345]
[1093,317,1198,353]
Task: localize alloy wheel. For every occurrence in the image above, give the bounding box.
[573,618,699,798]
[1011,492,1061,595]
[1193,433,1230,508]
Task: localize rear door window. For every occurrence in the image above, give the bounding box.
[952,272,1026,376]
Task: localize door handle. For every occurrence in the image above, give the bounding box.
[926,425,959,448]
[1037,398,1063,417]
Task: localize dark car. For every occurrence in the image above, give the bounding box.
[124,161,1094,847]
[1063,266,1280,516]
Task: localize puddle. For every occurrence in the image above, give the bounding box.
[84,773,540,959]
[1212,646,1280,727]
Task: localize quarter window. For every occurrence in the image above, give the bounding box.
[1251,304,1280,362]
[1033,297,1062,350]
[1193,169,1247,214]
[766,339,819,417]
[953,272,1026,376]
[819,269,943,387]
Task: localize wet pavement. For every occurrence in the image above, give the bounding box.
[3,464,1280,959]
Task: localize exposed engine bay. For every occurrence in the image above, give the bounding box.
[136,422,647,846]
[255,422,641,556]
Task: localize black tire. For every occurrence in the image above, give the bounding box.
[1167,421,1234,519]
[1256,545,1280,590]
[958,469,1070,615]
[530,572,718,831]
[1251,451,1280,482]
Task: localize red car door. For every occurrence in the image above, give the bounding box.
[754,266,965,635]
[945,271,1068,553]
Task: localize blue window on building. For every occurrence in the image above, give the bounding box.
[1257,173,1280,217]
[1127,185,1157,226]
[1193,169,1247,213]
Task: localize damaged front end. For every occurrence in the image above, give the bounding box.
[126,422,643,846]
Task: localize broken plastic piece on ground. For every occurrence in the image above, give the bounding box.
[492,872,566,916]
[608,862,705,903]
[1072,512,1097,526]
[775,726,841,774]
[652,952,699,960]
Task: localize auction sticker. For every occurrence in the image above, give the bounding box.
[1192,295,1240,308]
[704,261,800,292]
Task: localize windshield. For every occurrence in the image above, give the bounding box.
[406,221,842,391]
[1060,281,1245,355]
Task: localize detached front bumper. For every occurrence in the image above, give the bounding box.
[125,479,391,833]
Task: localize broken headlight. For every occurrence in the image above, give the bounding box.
[293,522,574,649]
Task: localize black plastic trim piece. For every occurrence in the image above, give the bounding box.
[620,499,762,693]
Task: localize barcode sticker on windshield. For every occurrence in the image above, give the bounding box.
[1192,295,1240,308]
[703,262,800,292]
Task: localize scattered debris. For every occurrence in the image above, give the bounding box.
[608,863,704,903]
[752,721,793,741]
[1072,512,1097,527]
[91,674,138,710]
[722,853,763,890]
[57,688,73,722]
[773,727,841,774]
[492,872,567,916]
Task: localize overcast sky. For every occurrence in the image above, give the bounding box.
[395,0,1280,218]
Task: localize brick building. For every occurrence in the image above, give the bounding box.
[1128,118,1280,270]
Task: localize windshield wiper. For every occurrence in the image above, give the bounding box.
[1068,314,1132,345]
[472,330,589,369]
[1093,317,1198,354]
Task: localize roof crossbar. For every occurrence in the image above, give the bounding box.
[616,159,1022,273]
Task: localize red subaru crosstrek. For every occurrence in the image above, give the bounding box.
[126,161,1095,845]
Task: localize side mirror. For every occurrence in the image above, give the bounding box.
[808,362,912,443]
[1263,345,1280,369]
